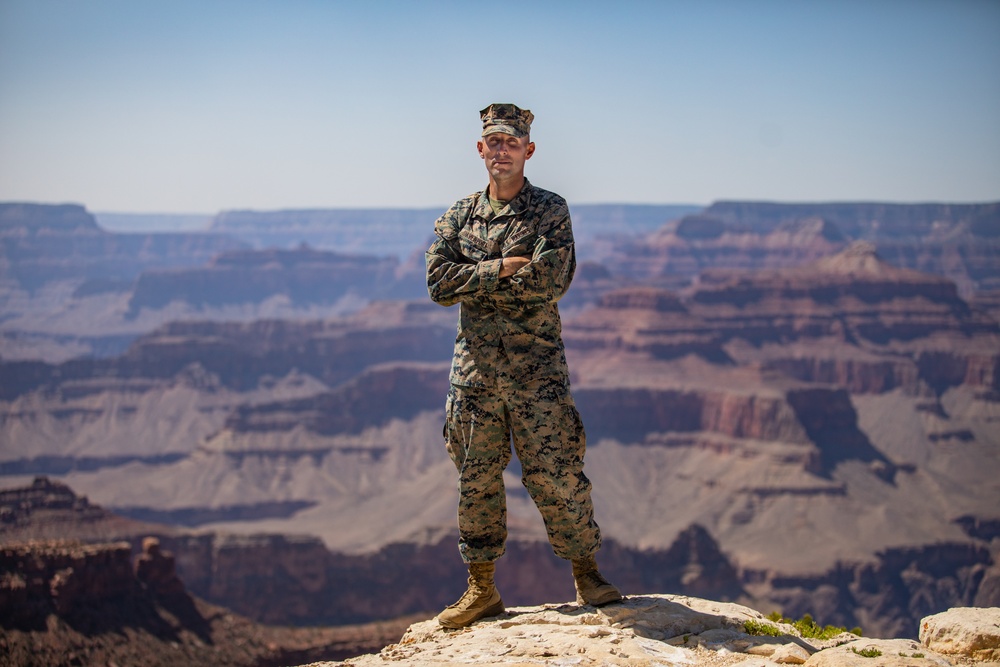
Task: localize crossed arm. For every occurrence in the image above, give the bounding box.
[426,215,575,308]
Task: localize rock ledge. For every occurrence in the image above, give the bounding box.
[300,594,996,667]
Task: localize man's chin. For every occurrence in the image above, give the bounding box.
[489,167,520,179]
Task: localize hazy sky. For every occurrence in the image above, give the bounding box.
[1,0,998,213]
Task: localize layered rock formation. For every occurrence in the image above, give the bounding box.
[1,479,744,629]
[567,242,999,396]
[0,476,168,543]
[1,202,246,362]
[0,203,244,291]
[613,200,1000,300]
[7,503,993,667]
[0,302,455,487]
[561,244,998,573]
[1,203,101,234]
[4,203,1000,643]
[125,245,426,316]
[0,535,412,667]
[2,474,996,640]
[208,207,444,261]
[8,198,996,363]
[696,201,999,240]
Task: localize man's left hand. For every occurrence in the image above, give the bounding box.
[499,257,530,279]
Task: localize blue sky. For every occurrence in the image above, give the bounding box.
[1,0,998,213]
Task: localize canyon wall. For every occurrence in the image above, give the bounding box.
[3,478,995,640]
[3,202,1000,645]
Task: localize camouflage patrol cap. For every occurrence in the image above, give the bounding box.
[480,103,533,138]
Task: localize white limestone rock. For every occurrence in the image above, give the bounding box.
[772,643,812,664]
[301,594,838,667]
[919,607,1000,661]
[802,638,951,667]
[298,595,982,667]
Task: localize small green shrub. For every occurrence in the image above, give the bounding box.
[744,619,783,637]
[851,646,883,658]
[765,611,859,640]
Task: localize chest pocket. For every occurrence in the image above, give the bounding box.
[459,227,500,261]
[502,221,537,257]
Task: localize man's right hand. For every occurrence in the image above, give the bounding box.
[499,257,530,279]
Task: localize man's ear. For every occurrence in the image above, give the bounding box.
[477,140,485,158]
[525,141,536,160]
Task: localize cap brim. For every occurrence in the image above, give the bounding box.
[482,125,528,138]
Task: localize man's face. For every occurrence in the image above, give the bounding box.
[477,132,535,183]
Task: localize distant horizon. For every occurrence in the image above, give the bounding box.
[4,195,999,220]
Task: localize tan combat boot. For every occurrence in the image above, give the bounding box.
[437,561,505,629]
[572,555,622,606]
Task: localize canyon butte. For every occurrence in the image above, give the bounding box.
[2,479,998,667]
[1,201,999,661]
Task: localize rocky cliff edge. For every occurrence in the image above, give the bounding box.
[300,596,1000,667]
[0,537,413,667]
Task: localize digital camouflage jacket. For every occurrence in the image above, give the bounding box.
[426,179,576,388]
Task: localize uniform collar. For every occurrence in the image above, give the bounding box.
[474,179,534,221]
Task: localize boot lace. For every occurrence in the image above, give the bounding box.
[577,569,611,588]
[454,580,488,608]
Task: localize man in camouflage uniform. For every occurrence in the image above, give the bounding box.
[426,103,621,629]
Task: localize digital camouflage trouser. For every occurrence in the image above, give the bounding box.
[444,376,602,563]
